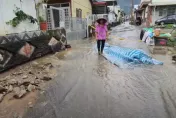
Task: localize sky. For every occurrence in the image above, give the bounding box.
[96,0,141,14]
[118,0,141,14]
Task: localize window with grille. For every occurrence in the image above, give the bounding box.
[52,9,60,28]
[76,8,82,18]
[167,7,176,16]
[79,9,82,18]
[159,10,163,16]
[76,8,79,17]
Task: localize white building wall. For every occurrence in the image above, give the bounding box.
[115,6,121,22]
[0,0,38,35]
[151,5,176,25]
[145,6,148,18]
[108,6,121,22]
[151,10,161,25]
[141,0,150,4]
[0,3,6,35]
[152,0,176,5]
[38,4,47,21]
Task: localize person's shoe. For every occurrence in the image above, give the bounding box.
[98,51,101,55]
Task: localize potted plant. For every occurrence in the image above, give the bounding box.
[35,0,49,30]
[39,16,47,30]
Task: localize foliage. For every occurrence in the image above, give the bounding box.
[154,24,174,29]
[6,7,38,27]
[36,0,49,8]
[35,0,48,23]
[165,24,174,29]
[167,37,176,47]
[172,31,176,37]
[38,16,45,22]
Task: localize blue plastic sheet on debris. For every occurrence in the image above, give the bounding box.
[102,44,163,68]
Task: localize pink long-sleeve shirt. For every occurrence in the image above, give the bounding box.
[95,25,108,40]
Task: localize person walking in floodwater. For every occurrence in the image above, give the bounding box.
[95,18,108,55]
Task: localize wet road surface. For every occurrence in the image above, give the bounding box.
[25,23,176,118]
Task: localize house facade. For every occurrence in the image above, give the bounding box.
[108,5,121,24]
[140,0,151,26]
[71,0,92,18]
[0,0,38,35]
[47,0,93,39]
[149,0,176,25]
[47,0,92,33]
[140,0,176,26]
[47,0,92,19]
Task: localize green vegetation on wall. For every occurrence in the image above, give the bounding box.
[6,7,38,27]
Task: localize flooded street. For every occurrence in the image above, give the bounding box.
[25,23,176,118]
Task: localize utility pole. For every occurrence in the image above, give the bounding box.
[113,1,115,12]
[130,0,134,24]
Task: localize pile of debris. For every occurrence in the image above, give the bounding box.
[172,55,176,63]
[0,62,56,103]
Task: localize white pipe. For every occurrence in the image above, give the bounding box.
[153,6,156,26]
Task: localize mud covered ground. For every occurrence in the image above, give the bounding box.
[1,23,176,118]
[0,52,64,118]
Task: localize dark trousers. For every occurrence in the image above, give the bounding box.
[97,40,105,53]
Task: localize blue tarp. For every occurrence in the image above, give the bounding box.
[102,44,163,68]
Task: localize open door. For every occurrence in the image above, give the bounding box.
[47,6,65,30]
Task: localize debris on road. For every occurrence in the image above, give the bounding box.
[13,113,22,118]
[13,85,27,99]
[8,79,18,85]
[119,38,125,40]
[149,46,167,54]
[65,44,71,49]
[27,84,36,92]
[111,26,135,32]
[12,72,23,76]
[0,94,4,102]
[0,58,57,103]
[172,55,176,63]
[22,75,28,79]
[8,85,13,92]
[42,76,52,81]
[28,102,33,108]
[0,85,7,93]
[13,87,21,98]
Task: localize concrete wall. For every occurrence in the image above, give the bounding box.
[151,10,163,25]
[38,4,47,21]
[71,0,92,18]
[151,6,166,25]
[0,0,38,35]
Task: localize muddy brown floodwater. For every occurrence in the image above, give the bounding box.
[21,23,176,118]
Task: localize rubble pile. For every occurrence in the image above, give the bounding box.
[0,62,56,102]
